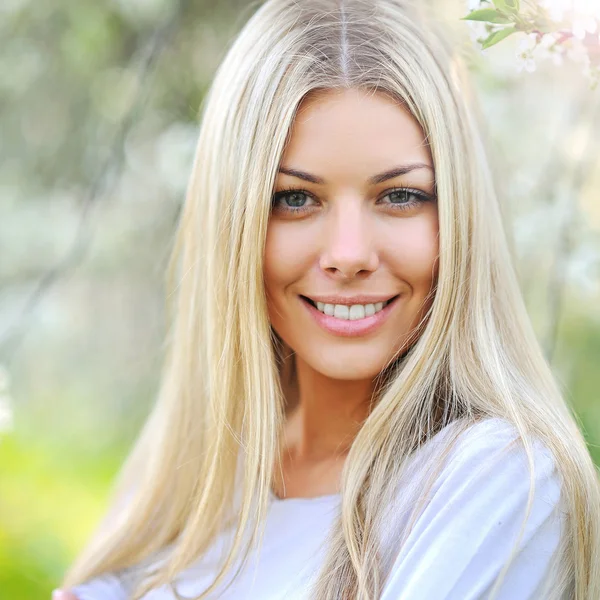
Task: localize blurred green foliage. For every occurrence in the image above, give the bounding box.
[0,425,129,598]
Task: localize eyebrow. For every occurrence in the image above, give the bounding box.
[277,163,433,185]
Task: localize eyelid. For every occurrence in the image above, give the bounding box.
[272,186,318,205]
[274,185,315,197]
[378,186,433,201]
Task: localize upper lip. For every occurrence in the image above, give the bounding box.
[301,294,399,306]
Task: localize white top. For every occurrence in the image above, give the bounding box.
[71,418,570,599]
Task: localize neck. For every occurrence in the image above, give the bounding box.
[283,355,375,462]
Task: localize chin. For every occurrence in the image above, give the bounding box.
[306,346,397,381]
[320,365,381,381]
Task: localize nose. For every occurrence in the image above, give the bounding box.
[319,200,379,280]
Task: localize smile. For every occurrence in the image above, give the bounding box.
[299,294,400,337]
[301,296,397,320]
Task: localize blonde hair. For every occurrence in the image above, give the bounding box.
[62,0,600,598]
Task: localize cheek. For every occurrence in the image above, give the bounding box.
[382,213,439,290]
[263,223,313,302]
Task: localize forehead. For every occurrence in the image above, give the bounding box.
[281,88,432,175]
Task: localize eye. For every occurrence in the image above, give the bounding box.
[271,186,434,215]
[378,187,432,210]
[271,187,317,214]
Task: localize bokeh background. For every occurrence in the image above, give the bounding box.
[1,0,599,597]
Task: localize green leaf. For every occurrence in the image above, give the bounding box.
[462,8,512,24]
[481,25,518,49]
[492,0,520,14]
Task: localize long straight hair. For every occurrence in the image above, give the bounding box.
[62,1,600,598]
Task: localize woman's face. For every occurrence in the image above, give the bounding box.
[264,88,439,381]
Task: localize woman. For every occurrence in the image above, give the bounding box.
[54,0,600,598]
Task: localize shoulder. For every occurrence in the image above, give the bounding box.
[399,417,563,504]
[383,417,564,530]
[438,417,561,491]
[426,417,564,521]
[380,418,570,598]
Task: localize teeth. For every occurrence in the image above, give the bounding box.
[349,305,364,320]
[313,299,391,320]
[334,305,350,319]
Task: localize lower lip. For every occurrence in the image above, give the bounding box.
[300,296,399,338]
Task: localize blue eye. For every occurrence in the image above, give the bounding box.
[379,188,432,209]
[270,186,434,215]
[271,188,316,214]
[281,191,309,207]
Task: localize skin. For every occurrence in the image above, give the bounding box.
[265,88,439,498]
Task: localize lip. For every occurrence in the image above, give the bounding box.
[300,294,400,338]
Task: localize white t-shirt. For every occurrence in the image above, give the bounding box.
[71,418,571,599]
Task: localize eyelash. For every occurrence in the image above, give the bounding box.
[271,186,433,215]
